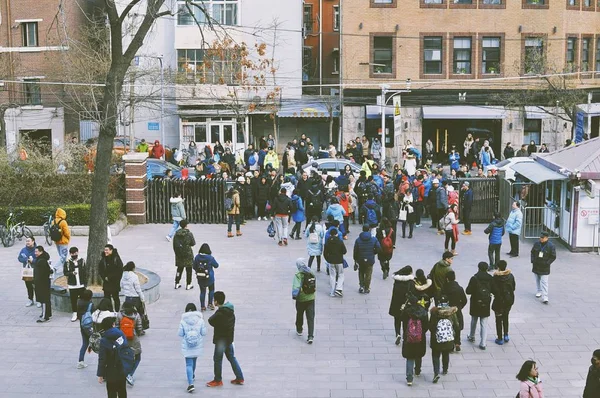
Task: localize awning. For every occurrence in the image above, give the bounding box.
[525,106,551,119]
[421,106,506,119]
[366,105,394,119]
[511,162,568,184]
[278,101,339,118]
[576,103,600,116]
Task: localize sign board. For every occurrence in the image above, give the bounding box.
[580,208,599,219]
[582,179,596,198]
[133,56,140,67]
[148,122,159,131]
[393,96,402,137]
[575,111,585,144]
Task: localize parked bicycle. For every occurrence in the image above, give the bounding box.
[1,211,33,247]
[42,213,54,246]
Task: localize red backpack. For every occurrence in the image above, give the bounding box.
[381,229,393,255]
[406,317,423,344]
[120,316,135,340]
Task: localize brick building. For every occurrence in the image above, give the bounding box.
[341,0,600,165]
[0,0,88,150]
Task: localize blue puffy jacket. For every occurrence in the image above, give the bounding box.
[505,208,523,236]
[291,195,306,223]
[484,218,505,244]
[353,231,381,265]
[325,203,346,223]
[193,253,219,287]
[17,245,35,267]
[436,186,448,210]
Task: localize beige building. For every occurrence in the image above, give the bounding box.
[341,0,600,165]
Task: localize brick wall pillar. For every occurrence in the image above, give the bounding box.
[122,153,148,224]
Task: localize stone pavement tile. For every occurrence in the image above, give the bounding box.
[331,389,364,397]
[462,389,498,397]
[296,389,330,398]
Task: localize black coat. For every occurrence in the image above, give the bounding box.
[531,240,556,275]
[297,178,312,200]
[413,278,434,310]
[256,182,270,203]
[208,303,236,344]
[323,236,347,264]
[583,365,600,398]
[388,275,414,317]
[375,226,395,262]
[441,280,467,330]
[271,193,292,215]
[465,271,493,318]
[33,251,53,302]
[63,257,87,288]
[401,304,428,359]
[491,270,516,312]
[98,249,124,294]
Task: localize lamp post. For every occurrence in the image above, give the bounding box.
[380,78,411,166]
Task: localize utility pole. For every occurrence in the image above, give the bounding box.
[587,92,592,140]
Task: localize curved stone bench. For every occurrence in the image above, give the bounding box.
[50,267,161,312]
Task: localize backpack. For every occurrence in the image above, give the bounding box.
[224,196,234,212]
[267,221,276,238]
[248,154,257,166]
[365,206,378,225]
[435,318,454,343]
[475,279,492,309]
[308,190,322,209]
[406,318,423,344]
[89,330,102,353]
[80,302,94,336]
[356,181,369,200]
[185,327,200,348]
[498,279,514,306]
[172,233,186,256]
[112,336,135,376]
[308,230,319,244]
[49,220,63,242]
[381,229,393,256]
[301,272,316,294]
[195,259,210,281]
[119,316,135,340]
[291,198,299,213]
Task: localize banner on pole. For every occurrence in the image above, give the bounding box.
[393,96,402,138]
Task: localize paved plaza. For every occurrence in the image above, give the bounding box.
[0,219,598,397]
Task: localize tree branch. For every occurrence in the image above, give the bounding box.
[119,0,142,24]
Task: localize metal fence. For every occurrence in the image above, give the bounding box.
[523,205,560,239]
[448,177,499,223]
[146,178,227,224]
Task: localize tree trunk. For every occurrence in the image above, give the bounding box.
[0,107,7,148]
[329,117,333,146]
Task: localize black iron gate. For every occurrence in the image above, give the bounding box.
[448,178,499,223]
[146,178,227,224]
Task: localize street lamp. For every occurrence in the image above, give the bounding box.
[380,78,411,166]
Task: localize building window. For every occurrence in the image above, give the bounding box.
[373,0,393,2]
[583,0,591,5]
[424,36,443,74]
[177,49,241,85]
[566,37,578,71]
[303,4,313,34]
[424,0,444,3]
[303,46,313,81]
[524,119,541,145]
[454,0,472,3]
[23,79,41,105]
[371,0,397,7]
[332,49,339,74]
[482,0,502,3]
[372,36,393,74]
[596,38,600,72]
[526,0,545,4]
[581,37,591,71]
[21,22,38,47]
[524,37,544,74]
[176,1,237,26]
[482,37,501,74]
[523,0,548,8]
[333,5,340,31]
[568,0,578,5]
[453,37,472,74]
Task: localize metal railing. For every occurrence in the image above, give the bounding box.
[448,177,499,223]
[522,205,560,239]
[146,178,227,224]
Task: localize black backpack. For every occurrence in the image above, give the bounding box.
[308,190,322,209]
[301,272,316,294]
[475,279,491,309]
[498,279,514,306]
[172,233,186,256]
[290,197,299,213]
[194,259,210,281]
[49,220,64,242]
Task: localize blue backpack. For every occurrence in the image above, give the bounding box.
[366,207,378,225]
[248,155,257,166]
[267,221,276,238]
[112,336,135,376]
[80,302,93,336]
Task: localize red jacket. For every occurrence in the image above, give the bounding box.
[336,191,350,215]
[413,180,425,202]
[151,142,165,159]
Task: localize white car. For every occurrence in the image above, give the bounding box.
[302,158,362,178]
[487,157,534,180]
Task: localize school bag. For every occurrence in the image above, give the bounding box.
[224,196,234,211]
[267,221,276,238]
[498,279,514,306]
[49,220,64,242]
[194,259,210,281]
[435,318,454,343]
[89,329,102,353]
[301,272,316,294]
[406,318,423,344]
[112,336,135,376]
[119,316,135,340]
[80,302,94,336]
[308,229,319,244]
[248,154,257,166]
[475,279,492,309]
[365,206,378,225]
[380,229,393,256]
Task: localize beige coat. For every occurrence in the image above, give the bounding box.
[227,191,241,215]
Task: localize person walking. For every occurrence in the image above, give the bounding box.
[272,187,292,246]
[441,271,467,352]
[429,251,454,304]
[376,217,395,279]
[402,295,428,386]
[360,195,380,236]
[531,232,556,304]
[96,317,128,398]
[51,208,71,270]
[506,201,523,258]
[323,229,347,297]
[292,258,316,343]
[516,360,544,397]
[173,220,196,290]
[429,295,459,383]
[325,197,347,239]
[414,269,434,311]
[18,237,38,307]
[412,175,426,227]
[491,260,516,345]
[178,303,207,393]
[290,190,305,240]
[193,243,219,311]
[484,212,505,271]
[116,301,143,386]
[226,186,242,237]
[206,291,244,387]
[305,216,325,271]
[461,182,473,235]
[120,261,145,320]
[389,266,415,345]
[583,349,600,398]
[428,178,439,229]
[353,224,381,294]
[255,176,270,221]
[76,289,94,369]
[167,191,186,242]
[442,205,459,255]
[64,247,87,322]
[99,244,124,312]
[33,246,53,323]
[465,262,493,350]
[435,181,449,234]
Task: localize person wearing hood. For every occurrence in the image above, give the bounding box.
[323,229,347,297]
[413,269,434,311]
[441,271,467,352]
[292,258,316,344]
[491,260,516,346]
[33,246,53,323]
[150,139,165,159]
[206,291,244,387]
[360,195,381,235]
[371,137,382,164]
[178,303,207,393]
[52,207,70,270]
[264,147,279,170]
[353,224,381,294]
[98,244,124,311]
[389,266,415,345]
[18,236,38,307]
[429,251,454,304]
[465,262,493,350]
[167,191,186,242]
[325,197,347,238]
[401,294,429,386]
[361,155,375,178]
[484,211,505,270]
[305,216,325,271]
[506,201,523,258]
[173,220,196,290]
[429,295,459,383]
[64,246,87,322]
[583,349,600,398]
[272,187,292,246]
[120,261,145,320]
[290,190,306,240]
[116,301,143,386]
[96,317,128,397]
[193,243,219,311]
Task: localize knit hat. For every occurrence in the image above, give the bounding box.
[432,178,440,184]
[463,181,470,187]
[237,176,244,182]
